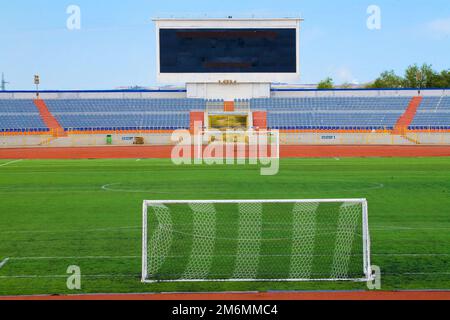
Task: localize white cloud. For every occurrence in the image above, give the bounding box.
[426,17,450,38]
[334,66,359,85]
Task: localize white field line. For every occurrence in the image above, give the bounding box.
[0,159,22,167]
[0,258,9,269]
[101,183,386,194]
[372,226,450,231]
[0,183,382,194]
[0,274,136,279]
[8,253,450,262]
[1,225,449,235]
[11,256,139,261]
[1,272,450,280]
[1,254,448,280]
[373,253,450,257]
[0,226,141,235]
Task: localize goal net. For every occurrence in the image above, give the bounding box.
[142,199,372,283]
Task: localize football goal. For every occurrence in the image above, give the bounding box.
[142,199,372,283]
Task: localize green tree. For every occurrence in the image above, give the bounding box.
[317,77,334,89]
[441,70,450,87]
[367,70,404,88]
[404,63,437,88]
[429,69,450,88]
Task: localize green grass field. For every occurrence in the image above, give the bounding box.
[0,157,449,296]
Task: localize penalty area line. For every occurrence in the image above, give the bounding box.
[0,159,23,167]
[1,272,450,280]
[10,256,139,261]
[8,253,450,262]
[0,258,10,270]
[0,273,137,279]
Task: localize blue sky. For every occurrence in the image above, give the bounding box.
[0,0,449,90]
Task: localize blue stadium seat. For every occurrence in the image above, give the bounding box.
[0,100,48,132]
[42,98,206,131]
[254,97,413,130]
[410,97,450,129]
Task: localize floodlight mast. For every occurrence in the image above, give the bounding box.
[34,74,40,98]
[1,73,9,91]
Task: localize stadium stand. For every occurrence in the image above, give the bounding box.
[409,96,450,130]
[249,97,412,130]
[44,99,206,131]
[0,100,48,132]
[206,99,225,112]
[1,95,449,134]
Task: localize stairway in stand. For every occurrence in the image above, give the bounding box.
[224,101,235,112]
[34,99,67,137]
[392,96,423,135]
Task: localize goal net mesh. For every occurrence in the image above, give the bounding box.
[142,200,371,283]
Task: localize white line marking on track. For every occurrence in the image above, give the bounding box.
[0,159,22,167]
[0,258,10,269]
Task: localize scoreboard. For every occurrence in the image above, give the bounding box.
[160,28,297,74]
[154,18,302,84]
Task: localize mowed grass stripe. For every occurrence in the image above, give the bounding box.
[258,203,293,279]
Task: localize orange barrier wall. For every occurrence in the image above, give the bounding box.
[190,111,205,132]
[224,101,235,112]
[253,111,267,129]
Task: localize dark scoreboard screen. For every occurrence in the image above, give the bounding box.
[159,28,297,73]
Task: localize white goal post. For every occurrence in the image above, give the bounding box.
[142,199,373,283]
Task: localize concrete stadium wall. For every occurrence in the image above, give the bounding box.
[1,132,450,148]
[43,133,174,147]
[280,133,416,145]
[0,134,173,148]
[0,135,53,147]
[407,132,450,145]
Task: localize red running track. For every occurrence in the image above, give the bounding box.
[1,145,450,159]
[0,291,449,300]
